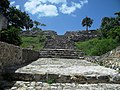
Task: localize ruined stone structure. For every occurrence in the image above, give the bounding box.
[0,41,120,89]
[0,14,7,30]
[0,41,39,81]
[43,30,57,37]
[65,30,102,42]
[21,29,102,42]
[41,35,83,58]
[0,28,120,90]
[44,35,74,49]
[86,46,120,71]
[21,30,57,37]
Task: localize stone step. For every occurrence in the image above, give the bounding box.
[3,58,120,84]
[3,72,120,84]
[39,49,84,59]
[0,81,120,90]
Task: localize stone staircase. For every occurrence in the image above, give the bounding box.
[39,49,84,59]
[1,58,120,90]
[0,37,120,90]
[39,35,84,59]
[44,35,75,49]
[0,58,120,90]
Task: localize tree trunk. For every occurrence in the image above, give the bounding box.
[86,26,88,32]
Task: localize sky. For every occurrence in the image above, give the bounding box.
[9,0,120,35]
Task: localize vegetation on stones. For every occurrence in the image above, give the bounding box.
[20,36,44,51]
[100,12,120,38]
[75,38,119,56]
[76,11,120,56]
[46,79,55,84]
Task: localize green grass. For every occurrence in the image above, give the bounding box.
[20,36,44,51]
[46,79,55,84]
[75,38,119,56]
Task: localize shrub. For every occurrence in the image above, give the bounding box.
[75,38,119,56]
[0,26,22,46]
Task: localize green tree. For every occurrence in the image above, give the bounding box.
[115,11,120,25]
[0,0,10,15]
[34,21,41,28]
[41,23,46,26]
[7,7,33,30]
[100,17,119,38]
[33,21,46,32]
[0,26,22,45]
[82,16,93,31]
[108,26,120,42]
[37,31,46,43]
[0,0,34,46]
[23,13,33,30]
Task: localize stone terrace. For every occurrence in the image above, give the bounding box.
[1,58,120,89]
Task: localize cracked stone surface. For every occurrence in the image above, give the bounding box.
[2,58,120,90]
[9,58,118,76]
[7,58,118,77]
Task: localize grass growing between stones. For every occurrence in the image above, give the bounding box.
[46,79,55,84]
[20,36,44,51]
[75,38,119,56]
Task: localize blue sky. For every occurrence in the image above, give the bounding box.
[9,0,120,35]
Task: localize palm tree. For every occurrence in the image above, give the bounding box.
[82,16,93,31]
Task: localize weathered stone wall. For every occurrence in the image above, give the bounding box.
[22,49,39,64]
[0,41,39,79]
[0,42,22,68]
[86,46,120,71]
[65,30,102,42]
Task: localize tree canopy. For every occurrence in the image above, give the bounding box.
[0,0,34,45]
[100,12,120,38]
[0,0,10,15]
[82,16,93,31]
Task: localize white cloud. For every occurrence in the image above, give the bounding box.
[24,0,58,17]
[80,0,88,6]
[16,5,20,9]
[24,0,88,17]
[24,0,42,14]
[10,1,15,5]
[37,4,58,17]
[59,0,88,14]
[47,0,66,4]
[59,4,76,14]
[35,0,67,4]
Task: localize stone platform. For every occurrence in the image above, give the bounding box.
[4,58,119,84]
